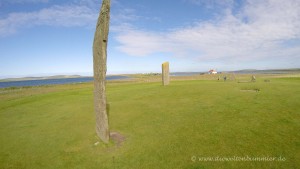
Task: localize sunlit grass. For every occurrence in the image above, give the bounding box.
[1,77,299,169]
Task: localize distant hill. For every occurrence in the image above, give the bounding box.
[169,69,300,75]
[0,75,86,82]
[1,68,299,82]
[231,68,300,74]
[170,69,300,75]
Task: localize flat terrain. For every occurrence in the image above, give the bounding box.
[0,75,299,169]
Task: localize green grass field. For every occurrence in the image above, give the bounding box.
[1,76,300,169]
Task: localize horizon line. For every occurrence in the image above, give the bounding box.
[1,68,300,80]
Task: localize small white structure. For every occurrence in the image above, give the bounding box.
[208,69,217,74]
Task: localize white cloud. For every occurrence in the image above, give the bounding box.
[1,0,49,4]
[115,0,300,64]
[0,4,98,36]
[183,0,234,8]
[111,8,140,24]
[116,30,169,56]
[0,0,141,37]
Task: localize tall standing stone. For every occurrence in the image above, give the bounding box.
[162,62,170,86]
[93,0,110,143]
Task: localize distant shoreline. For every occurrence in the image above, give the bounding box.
[0,75,128,82]
[1,68,299,82]
[0,76,130,88]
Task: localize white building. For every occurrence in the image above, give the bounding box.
[208,69,217,74]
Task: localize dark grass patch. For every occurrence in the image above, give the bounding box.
[240,88,260,92]
[110,131,126,147]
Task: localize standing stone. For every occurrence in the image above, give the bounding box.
[251,75,256,82]
[93,0,110,143]
[162,62,170,86]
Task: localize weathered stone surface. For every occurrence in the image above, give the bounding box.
[162,62,169,86]
[93,0,110,143]
[251,75,256,82]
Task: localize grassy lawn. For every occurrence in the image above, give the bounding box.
[0,77,300,169]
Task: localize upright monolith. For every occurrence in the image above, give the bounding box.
[93,0,110,143]
[162,62,169,86]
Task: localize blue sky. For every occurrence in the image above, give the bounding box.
[0,0,300,78]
